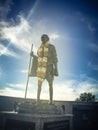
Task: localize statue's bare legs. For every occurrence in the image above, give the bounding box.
[36,81,53,104]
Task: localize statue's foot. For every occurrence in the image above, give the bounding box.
[36,100,40,106]
[48,100,54,105]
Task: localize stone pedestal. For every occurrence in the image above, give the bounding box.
[0,112,73,130]
[18,101,61,115]
[0,102,73,130]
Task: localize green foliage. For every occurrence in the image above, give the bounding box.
[76,92,96,102]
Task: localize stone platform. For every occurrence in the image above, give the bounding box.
[18,101,62,115]
[0,111,73,130]
[0,101,73,130]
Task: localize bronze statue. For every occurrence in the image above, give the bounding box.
[30,34,58,104]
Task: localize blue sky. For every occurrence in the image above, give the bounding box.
[0,0,98,101]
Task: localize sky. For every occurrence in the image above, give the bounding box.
[0,0,98,101]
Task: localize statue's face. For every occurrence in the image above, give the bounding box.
[41,35,49,44]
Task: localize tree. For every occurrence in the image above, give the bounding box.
[76,92,96,102]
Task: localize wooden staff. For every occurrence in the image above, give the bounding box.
[25,44,33,99]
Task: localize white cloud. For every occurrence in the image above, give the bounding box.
[0,16,60,56]
[54,81,77,100]
[77,81,98,95]
[50,33,59,40]
[0,16,32,53]
[0,82,37,98]
[20,69,28,73]
[88,62,98,71]
[0,88,25,98]
[6,83,26,90]
[0,79,98,101]
[0,43,18,57]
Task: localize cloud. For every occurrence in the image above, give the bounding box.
[6,83,26,90]
[50,33,59,40]
[53,81,77,100]
[0,82,37,98]
[0,88,25,98]
[6,81,37,92]
[20,69,28,74]
[0,43,18,57]
[0,16,32,53]
[54,80,98,101]
[0,79,98,101]
[89,43,98,53]
[88,62,98,71]
[0,0,12,19]
[87,24,96,33]
[77,81,98,96]
[0,15,60,56]
[76,12,96,33]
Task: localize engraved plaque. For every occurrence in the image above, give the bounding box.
[44,120,69,130]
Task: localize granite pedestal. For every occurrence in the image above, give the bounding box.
[18,101,61,115]
[0,102,73,130]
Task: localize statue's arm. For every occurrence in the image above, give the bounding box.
[52,45,58,76]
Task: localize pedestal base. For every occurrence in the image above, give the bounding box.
[0,101,73,130]
[0,111,73,130]
[18,101,61,115]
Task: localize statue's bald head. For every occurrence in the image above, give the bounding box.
[41,34,49,44]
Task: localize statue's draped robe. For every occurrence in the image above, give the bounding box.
[31,42,58,85]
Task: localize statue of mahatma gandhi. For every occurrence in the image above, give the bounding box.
[29,34,58,104]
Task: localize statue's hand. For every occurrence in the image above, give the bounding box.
[53,68,58,76]
[30,51,34,57]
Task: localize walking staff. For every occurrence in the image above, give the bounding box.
[25,44,33,99]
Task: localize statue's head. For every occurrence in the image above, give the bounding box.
[41,34,49,44]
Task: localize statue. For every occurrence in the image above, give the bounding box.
[30,34,58,104]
